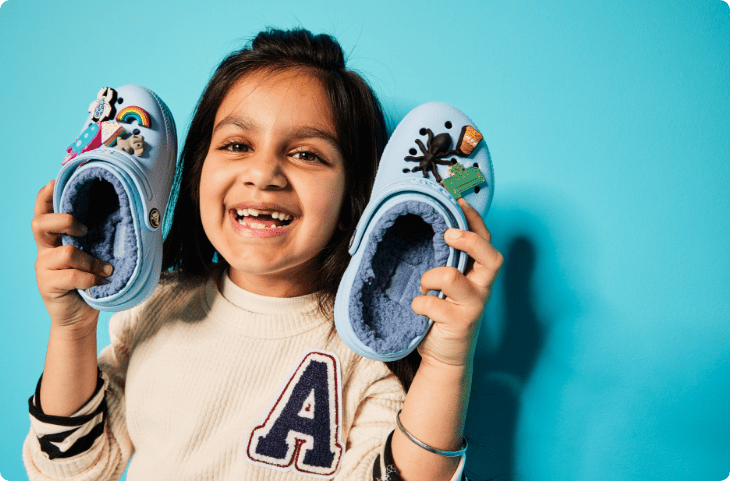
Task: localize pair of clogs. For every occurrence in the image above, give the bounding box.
[55,87,492,362]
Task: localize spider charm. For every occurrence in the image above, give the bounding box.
[404,128,465,183]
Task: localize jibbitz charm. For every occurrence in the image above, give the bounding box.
[404,124,483,183]
[441,162,486,200]
[89,87,117,122]
[116,106,151,128]
[149,208,161,228]
[100,120,128,147]
[455,125,483,156]
[64,122,102,164]
[404,128,460,183]
[116,134,146,156]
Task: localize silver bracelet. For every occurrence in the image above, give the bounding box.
[395,409,468,457]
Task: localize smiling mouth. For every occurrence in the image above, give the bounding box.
[233,208,294,230]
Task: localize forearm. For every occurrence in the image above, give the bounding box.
[391,357,472,481]
[40,321,99,416]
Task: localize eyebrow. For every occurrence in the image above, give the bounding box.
[213,115,342,154]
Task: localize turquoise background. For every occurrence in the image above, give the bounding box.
[1,0,729,480]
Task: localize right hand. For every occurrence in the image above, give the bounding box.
[32,180,113,335]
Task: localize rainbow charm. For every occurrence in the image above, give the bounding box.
[116,106,151,127]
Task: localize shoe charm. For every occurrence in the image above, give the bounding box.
[100,120,127,147]
[116,106,151,127]
[116,133,146,156]
[64,122,102,164]
[114,105,150,155]
[64,89,153,163]
[404,123,486,198]
[89,87,117,122]
[454,125,483,156]
[441,162,486,200]
[403,127,460,183]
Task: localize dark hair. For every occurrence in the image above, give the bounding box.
[162,27,421,391]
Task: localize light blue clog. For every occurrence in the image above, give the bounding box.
[334,102,493,361]
[53,85,177,312]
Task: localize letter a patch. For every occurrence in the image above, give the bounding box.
[246,350,343,478]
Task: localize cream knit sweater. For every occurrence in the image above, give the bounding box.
[24,269,466,480]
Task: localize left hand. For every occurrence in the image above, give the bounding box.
[412,197,503,367]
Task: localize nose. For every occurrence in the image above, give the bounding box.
[240,151,287,190]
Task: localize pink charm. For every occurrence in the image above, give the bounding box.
[63,122,102,165]
[100,120,128,147]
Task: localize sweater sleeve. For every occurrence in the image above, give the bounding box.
[23,310,136,480]
[370,431,468,481]
[333,369,467,481]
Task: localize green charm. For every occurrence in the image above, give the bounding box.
[441,162,486,200]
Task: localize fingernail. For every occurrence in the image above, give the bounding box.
[102,264,114,276]
[80,224,88,235]
[420,285,426,295]
[445,228,462,241]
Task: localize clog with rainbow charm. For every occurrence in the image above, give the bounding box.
[54,84,178,312]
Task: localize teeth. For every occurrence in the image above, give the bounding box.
[271,212,293,220]
[236,218,289,229]
[235,208,292,221]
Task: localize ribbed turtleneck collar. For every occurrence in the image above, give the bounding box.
[202,269,329,338]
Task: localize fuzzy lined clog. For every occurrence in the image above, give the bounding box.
[53,85,177,312]
[334,102,493,361]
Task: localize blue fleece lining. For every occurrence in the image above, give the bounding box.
[60,166,138,299]
[348,201,450,354]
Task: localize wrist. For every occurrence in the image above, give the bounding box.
[417,355,473,385]
[43,318,99,416]
[50,315,99,342]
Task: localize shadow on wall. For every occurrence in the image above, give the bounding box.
[378,100,585,480]
[462,186,591,481]
[464,235,543,481]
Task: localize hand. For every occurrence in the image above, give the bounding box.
[32,180,112,335]
[412,197,503,367]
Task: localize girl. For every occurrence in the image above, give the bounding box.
[26,28,502,481]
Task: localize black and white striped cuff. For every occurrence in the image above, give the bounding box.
[372,430,468,481]
[28,369,108,460]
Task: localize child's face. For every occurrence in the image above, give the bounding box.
[199,68,346,297]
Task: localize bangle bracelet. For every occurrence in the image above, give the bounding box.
[395,409,468,457]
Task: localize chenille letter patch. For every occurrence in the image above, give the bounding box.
[246,350,344,478]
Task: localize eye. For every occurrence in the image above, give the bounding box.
[291,150,323,163]
[221,142,251,153]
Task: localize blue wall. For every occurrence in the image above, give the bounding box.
[1,1,728,479]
